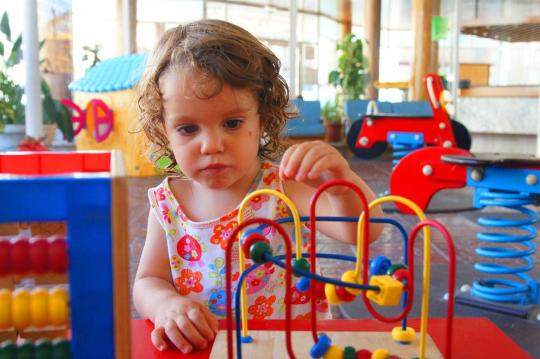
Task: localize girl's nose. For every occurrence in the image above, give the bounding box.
[200,130,225,154]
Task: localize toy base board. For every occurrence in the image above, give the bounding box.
[209,330,442,358]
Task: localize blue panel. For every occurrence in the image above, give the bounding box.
[0,175,115,358]
[285,100,324,137]
[344,99,370,121]
[391,101,433,116]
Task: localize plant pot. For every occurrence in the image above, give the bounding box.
[0,124,25,151]
[324,122,343,143]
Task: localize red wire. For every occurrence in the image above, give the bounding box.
[407,220,456,359]
[225,217,296,359]
[308,180,370,343]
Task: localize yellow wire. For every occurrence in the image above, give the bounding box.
[354,195,431,359]
[237,188,302,337]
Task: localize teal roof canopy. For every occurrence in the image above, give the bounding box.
[69,54,147,93]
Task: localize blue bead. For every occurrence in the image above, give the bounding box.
[370,256,392,275]
[240,335,253,343]
[310,334,332,358]
[297,276,311,292]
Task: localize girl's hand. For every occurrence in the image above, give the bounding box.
[151,296,219,353]
[279,141,352,195]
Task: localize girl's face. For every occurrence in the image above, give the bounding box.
[160,69,262,189]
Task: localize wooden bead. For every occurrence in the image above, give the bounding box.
[12,288,31,330]
[0,289,12,329]
[30,288,49,327]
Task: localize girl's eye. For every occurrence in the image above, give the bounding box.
[177,125,198,135]
[224,119,242,129]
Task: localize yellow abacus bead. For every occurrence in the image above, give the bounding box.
[48,286,68,326]
[30,288,49,328]
[12,288,31,330]
[341,270,363,295]
[371,348,390,359]
[323,345,343,359]
[324,283,341,305]
[0,289,12,329]
[391,326,416,343]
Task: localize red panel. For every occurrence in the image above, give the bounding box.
[40,153,84,174]
[83,152,111,172]
[0,153,40,175]
[130,318,530,359]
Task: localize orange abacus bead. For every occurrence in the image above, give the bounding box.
[30,288,49,327]
[48,286,68,326]
[0,289,12,329]
[12,288,31,330]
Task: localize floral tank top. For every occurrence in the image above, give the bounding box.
[148,162,329,320]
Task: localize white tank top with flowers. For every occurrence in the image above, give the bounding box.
[148,162,329,320]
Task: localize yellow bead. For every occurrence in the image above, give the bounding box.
[323,345,343,359]
[371,348,390,359]
[391,326,416,343]
[0,289,12,329]
[49,286,68,326]
[366,275,403,306]
[30,288,49,327]
[341,270,363,295]
[12,288,31,330]
[324,283,341,305]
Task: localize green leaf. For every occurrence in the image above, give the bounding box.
[7,34,22,67]
[0,42,4,56]
[1,12,11,41]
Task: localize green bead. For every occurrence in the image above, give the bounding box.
[52,339,71,359]
[387,263,407,276]
[292,258,310,277]
[17,340,34,359]
[249,241,272,263]
[0,341,16,359]
[343,346,356,359]
[34,339,52,359]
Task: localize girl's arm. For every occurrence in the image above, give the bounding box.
[133,211,218,353]
[280,141,384,244]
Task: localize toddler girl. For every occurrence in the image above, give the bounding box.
[133,19,383,353]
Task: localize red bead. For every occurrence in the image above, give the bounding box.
[29,238,49,274]
[48,238,68,273]
[11,239,30,274]
[0,240,11,275]
[356,349,372,359]
[392,268,411,291]
[241,233,268,259]
[335,285,356,302]
[314,281,326,299]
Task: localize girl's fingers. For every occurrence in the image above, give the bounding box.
[174,315,208,350]
[279,144,297,179]
[150,326,168,351]
[200,305,219,335]
[282,142,318,179]
[163,318,193,353]
[187,307,216,341]
[306,152,336,180]
[296,145,331,180]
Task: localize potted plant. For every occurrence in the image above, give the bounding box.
[321,100,342,143]
[0,11,73,150]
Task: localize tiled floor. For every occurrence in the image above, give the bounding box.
[127,149,540,356]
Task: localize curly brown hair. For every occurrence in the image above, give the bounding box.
[137,19,296,173]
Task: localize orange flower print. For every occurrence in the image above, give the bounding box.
[170,255,182,271]
[210,221,239,249]
[261,162,273,170]
[220,209,239,222]
[174,268,203,295]
[249,194,269,211]
[294,312,311,321]
[263,172,277,186]
[161,205,173,224]
[154,187,166,201]
[248,295,276,320]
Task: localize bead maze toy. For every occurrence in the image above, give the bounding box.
[346,74,471,162]
[207,179,456,358]
[0,151,130,358]
[391,148,540,320]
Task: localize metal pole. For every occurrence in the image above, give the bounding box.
[23,0,43,140]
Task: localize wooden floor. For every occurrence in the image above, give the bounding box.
[126,147,540,357]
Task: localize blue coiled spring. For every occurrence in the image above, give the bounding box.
[391,142,423,166]
[386,132,424,166]
[472,189,540,305]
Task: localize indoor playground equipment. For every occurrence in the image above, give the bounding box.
[346,74,471,162]
[0,151,130,358]
[210,180,456,359]
[391,147,540,320]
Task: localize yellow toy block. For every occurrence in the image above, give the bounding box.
[366,275,403,306]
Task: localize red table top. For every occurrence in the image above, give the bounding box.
[131,318,531,358]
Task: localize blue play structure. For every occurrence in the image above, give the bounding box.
[344,99,433,120]
[0,151,128,359]
[283,99,325,139]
